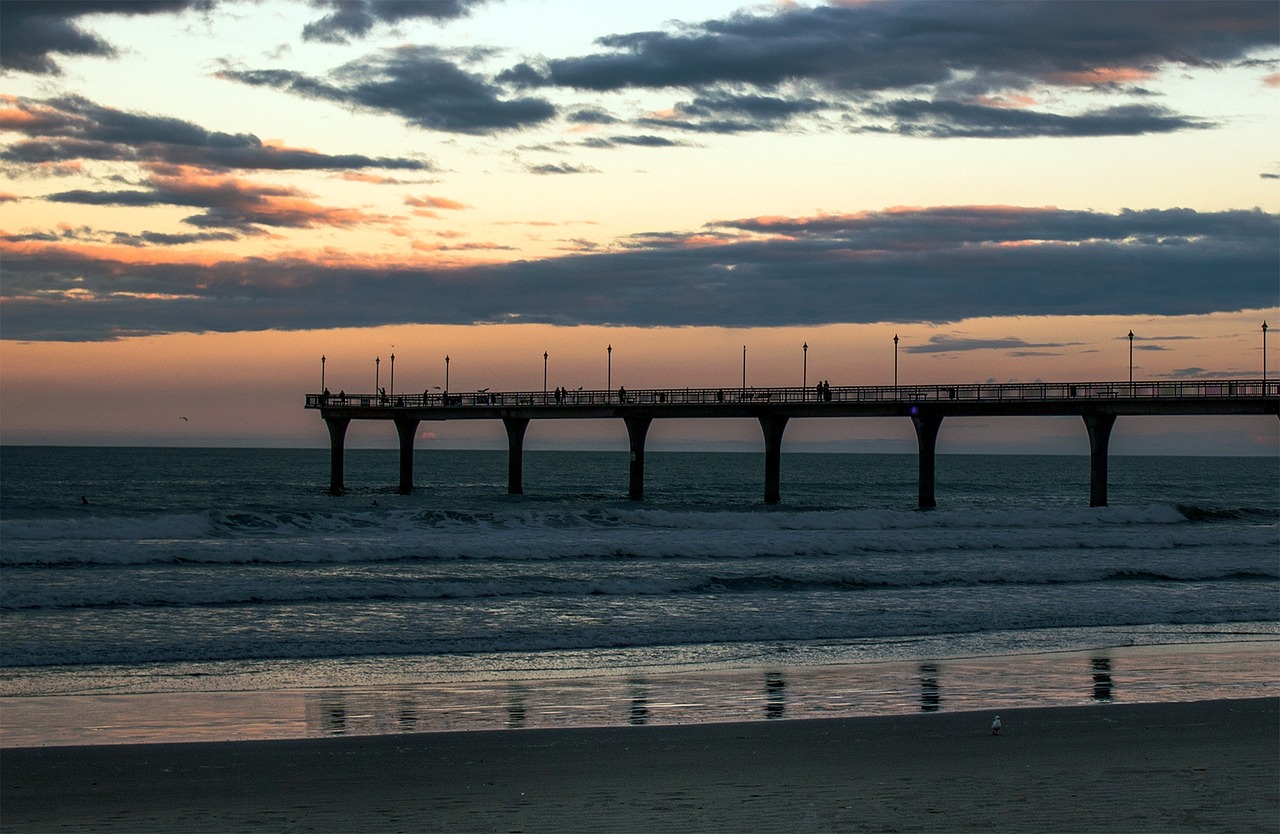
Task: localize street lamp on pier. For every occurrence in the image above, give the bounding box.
[375,356,380,395]
[321,355,325,391]
[1128,330,1134,386]
[803,342,808,397]
[445,355,450,394]
[543,351,548,393]
[1263,322,1269,384]
[607,344,612,393]
[893,334,899,388]
[742,345,747,390]
[390,353,395,398]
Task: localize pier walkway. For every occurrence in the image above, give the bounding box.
[306,379,1278,507]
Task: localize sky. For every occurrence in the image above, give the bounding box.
[1,0,1277,455]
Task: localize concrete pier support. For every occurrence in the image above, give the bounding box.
[503,417,530,495]
[623,415,653,500]
[911,413,944,509]
[758,416,789,505]
[1082,413,1117,507]
[324,416,350,495]
[394,418,419,495]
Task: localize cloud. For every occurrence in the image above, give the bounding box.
[508,0,1276,137]
[2,205,1274,341]
[301,0,491,43]
[860,100,1210,138]
[405,195,468,211]
[0,95,432,172]
[904,335,1084,355]
[526,162,598,175]
[0,1,211,75]
[42,164,389,232]
[218,45,556,134]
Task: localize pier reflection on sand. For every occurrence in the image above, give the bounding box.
[3,642,1273,748]
[291,643,1271,740]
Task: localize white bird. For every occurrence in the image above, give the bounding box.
[991,715,1001,735]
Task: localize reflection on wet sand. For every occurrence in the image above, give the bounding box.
[286,644,1271,742]
[629,678,649,726]
[765,671,786,719]
[397,698,419,732]
[319,699,347,735]
[506,685,527,728]
[1092,657,1114,702]
[919,663,941,712]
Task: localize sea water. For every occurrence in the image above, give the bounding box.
[1,447,1277,741]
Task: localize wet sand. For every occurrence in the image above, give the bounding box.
[3,697,1275,833]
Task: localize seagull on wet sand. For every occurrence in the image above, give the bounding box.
[991,715,1001,735]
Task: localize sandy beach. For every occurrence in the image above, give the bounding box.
[3,697,1275,833]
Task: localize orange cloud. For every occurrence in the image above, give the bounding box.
[967,94,1038,109]
[337,172,404,184]
[1263,73,1280,88]
[1046,66,1154,86]
[405,195,469,211]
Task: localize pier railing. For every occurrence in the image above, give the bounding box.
[306,379,1277,410]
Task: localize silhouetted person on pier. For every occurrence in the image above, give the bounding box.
[618,386,627,404]
[322,388,330,405]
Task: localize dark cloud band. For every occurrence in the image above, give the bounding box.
[2,206,1274,341]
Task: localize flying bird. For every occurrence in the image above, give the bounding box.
[991,715,1001,735]
[180,416,189,421]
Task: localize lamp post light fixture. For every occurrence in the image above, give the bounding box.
[607,344,612,393]
[1128,330,1134,386]
[893,334,899,388]
[803,342,808,398]
[1263,321,1269,384]
[375,357,381,398]
[543,351,548,393]
[742,345,747,390]
[389,353,395,398]
[321,355,325,391]
[445,355,450,394]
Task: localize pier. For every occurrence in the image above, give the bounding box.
[306,379,1277,507]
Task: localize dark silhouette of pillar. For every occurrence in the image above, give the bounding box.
[911,413,944,509]
[1082,413,1117,507]
[503,417,530,495]
[623,415,652,500]
[394,417,419,494]
[324,416,350,496]
[758,415,789,504]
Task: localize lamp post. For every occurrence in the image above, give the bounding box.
[543,351,548,393]
[803,342,808,398]
[321,355,325,391]
[389,353,395,398]
[893,334,899,388]
[445,355,450,394]
[742,345,747,390]
[1263,322,1269,384]
[1128,330,1134,386]
[375,356,380,396]
[607,344,612,393]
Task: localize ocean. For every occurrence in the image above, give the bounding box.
[1,446,1277,744]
